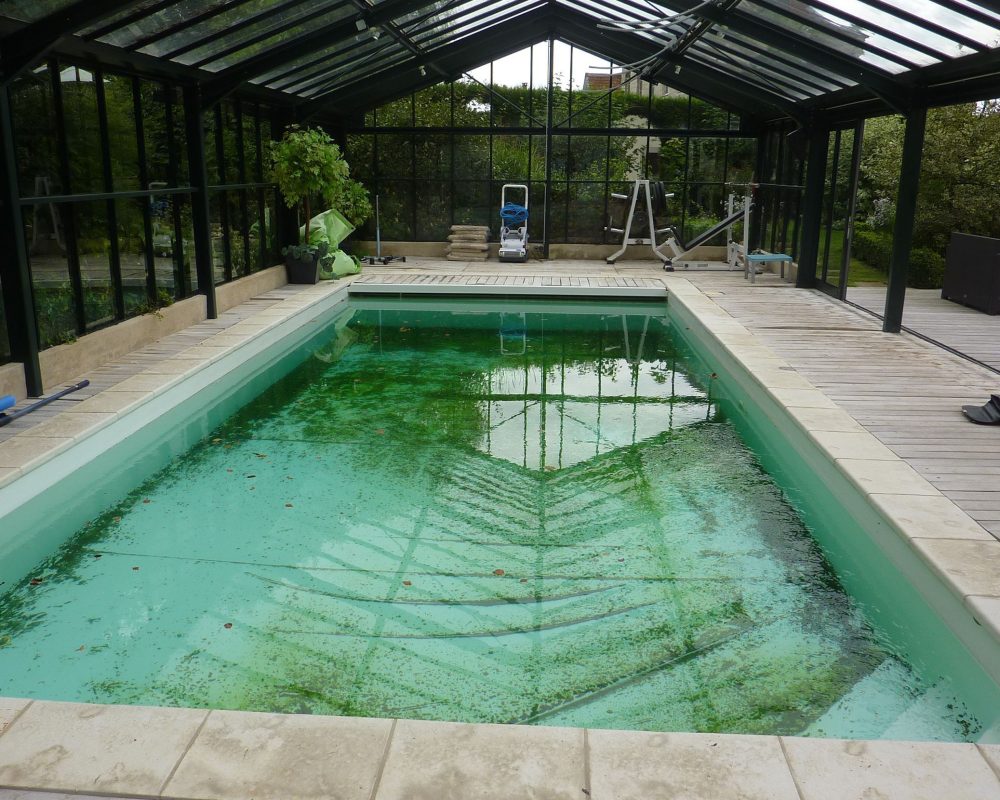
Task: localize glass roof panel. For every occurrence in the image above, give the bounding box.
[686,45,816,101]
[739,1,923,73]
[414,0,544,49]
[275,36,397,93]
[711,29,855,90]
[702,33,849,94]
[0,0,77,22]
[794,0,990,59]
[181,2,355,70]
[828,1,1000,52]
[97,0,245,51]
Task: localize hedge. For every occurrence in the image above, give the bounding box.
[850,227,946,289]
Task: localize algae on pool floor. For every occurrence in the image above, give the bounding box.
[0,302,982,740]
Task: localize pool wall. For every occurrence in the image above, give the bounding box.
[665,278,1000,738]
[0,283,350,591]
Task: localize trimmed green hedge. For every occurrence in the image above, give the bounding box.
[850,227,946,289]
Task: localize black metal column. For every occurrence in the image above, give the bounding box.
[542,36,554,260]
[749,129,768,251]
[183,85,217,319]
[795,123,829,289]
[883,107,927,334]
[0,87,42,396]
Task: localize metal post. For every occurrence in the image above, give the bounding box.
[183,85,217,319]
[749,130,768,251]
[795,123,829,289]
[542,36,554,259]
[883,107,926,333]
[838,119,865,300]
[0,87,43,396]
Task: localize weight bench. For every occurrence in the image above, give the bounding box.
[745,252,793,284]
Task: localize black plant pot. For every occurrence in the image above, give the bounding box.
[286,253,320,284]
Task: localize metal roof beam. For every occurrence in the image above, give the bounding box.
[553,10,807,123]
[199,0,436,107]
[0,0,148,84]
[297,7,553,119]
[660,0,914,112]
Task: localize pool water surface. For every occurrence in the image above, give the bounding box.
[0,300,986,739]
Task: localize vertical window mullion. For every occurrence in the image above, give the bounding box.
[95,66,126,321]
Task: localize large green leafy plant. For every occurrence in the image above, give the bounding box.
[269,125,349,247]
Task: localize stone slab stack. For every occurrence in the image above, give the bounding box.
[447,225,490,261]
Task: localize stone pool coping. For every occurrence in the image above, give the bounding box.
[0,274,999,798]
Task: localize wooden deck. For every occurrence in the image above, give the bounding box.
[848,286,1000,373]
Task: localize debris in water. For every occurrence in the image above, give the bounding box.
[76,645,85,652]
[285,503,293,508]
[493,569,505,576]
[519,578,528,584]
[224,623,233,629]
[402,580,412,587]
[132,566,140,571]
[142,498,151,504]
[375,429,385,435]
[29,579,41,586]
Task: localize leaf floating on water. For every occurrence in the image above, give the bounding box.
[226,469,233,473]
[246,474,256,479]
[76,645,85,652]
[519,578,528,584]
[132,566,140,571]
[402,580,412,587]
[223,622,233,629]
[285,503,294,508]
[93,554,102,559]
[29,579,41,586]
[493,569,505,576]
[142,498,151,504]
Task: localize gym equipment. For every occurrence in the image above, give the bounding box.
[0,380,90,428]
[660,204,747,270]
[498,184,529,263]
[363,194,406,266]
[723,186,793,283]
[606,180,675,266]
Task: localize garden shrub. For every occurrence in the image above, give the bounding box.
[908,248,946,289]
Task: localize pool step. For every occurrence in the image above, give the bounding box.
[805,660,972,741]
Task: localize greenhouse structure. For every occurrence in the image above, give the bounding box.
[1,2,1000,799]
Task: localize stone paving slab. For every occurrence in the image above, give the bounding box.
[781,737,1000,800]
[374,718,585,800]
[0,700,207,796]
[164,709,392,800]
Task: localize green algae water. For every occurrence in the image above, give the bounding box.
[0,299,992,739]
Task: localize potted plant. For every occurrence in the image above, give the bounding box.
[269,125,349,283]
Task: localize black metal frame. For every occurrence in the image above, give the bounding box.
[0,0,998,389]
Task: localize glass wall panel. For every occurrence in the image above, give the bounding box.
[377,181,415,240]
[26,203,76,348]
[104,73,141,191]
[62,68,104,194]
[75,201,116,330]
[416,181,451,241]
[9,67,62,197]
[116,198,151,316]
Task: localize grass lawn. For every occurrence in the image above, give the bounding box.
[824,228,887,287]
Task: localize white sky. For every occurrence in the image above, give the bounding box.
[467,42,619,91]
